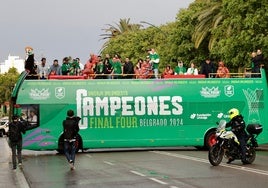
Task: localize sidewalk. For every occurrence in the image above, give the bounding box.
[0,137,29,188]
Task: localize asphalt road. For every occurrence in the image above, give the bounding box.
[20,148,268,188]
[1,136,268,188]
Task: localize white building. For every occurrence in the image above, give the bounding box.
[0,55,24,74]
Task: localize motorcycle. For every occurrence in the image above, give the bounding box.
[208,120,262,166]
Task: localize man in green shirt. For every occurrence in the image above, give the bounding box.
[61,57,71,75]
[174,61,186,75]
[111,55,123,79]
[148,49,160,79]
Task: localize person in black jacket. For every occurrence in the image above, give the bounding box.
[226,108,248,164]
[24,46,38,79]
[200,58,215,78]
[252,49,264,78]
[63,110,81,170]
[123,57,134,79]
[103,56,113,79]
[8,115,26,170]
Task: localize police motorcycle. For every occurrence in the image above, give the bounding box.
[208,120,262,166]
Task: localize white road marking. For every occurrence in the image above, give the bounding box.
[151,151,268,176]
[103,161,115,165]
[150,177,168,185]
[130,170,146,177]
[85,154,92,158]
[130,165,195,187]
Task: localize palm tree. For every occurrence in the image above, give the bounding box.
[100,18,143,40]
[99,18,143,53]
[192,0,224,51]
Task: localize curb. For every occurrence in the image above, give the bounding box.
[256,144,268,151]
[14,167,30,188]
[2,138,30,188]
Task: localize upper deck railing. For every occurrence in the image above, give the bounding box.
[23,68,264,80]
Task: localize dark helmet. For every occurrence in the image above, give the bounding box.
[67,110,74,117]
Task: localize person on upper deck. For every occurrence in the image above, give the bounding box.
[140,57,153,79]
[148,48,160,79]
[216,61,230,78]
[111,54,123,79]
[103,54,113,79]
[83,53,97,79]
[24,46,37,78]
[200,58,216,78]
[123,57,134,79]
[49,59,62,75]
[134,59,143,79]
[61,57,71,75]
[76,58,84,75]
[185,62,198,75]
[37,57,50,79]
[174,61,186,75]
[251,49,264,78]
[162,65,174,78]
[95,56,105,79]
[69,58,81,76]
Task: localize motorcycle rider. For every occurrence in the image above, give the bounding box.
[226,108,248,164]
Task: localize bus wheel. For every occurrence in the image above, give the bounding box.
[57,136,64,154]
[205,131,217,149]
[75,135,83,153]
[75,139,80,153]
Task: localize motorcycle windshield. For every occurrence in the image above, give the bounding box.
[218,120,227,130]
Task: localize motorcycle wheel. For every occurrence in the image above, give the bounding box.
[244,147,256,164]
[208,144,224,166]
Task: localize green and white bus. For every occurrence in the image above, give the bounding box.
[11,69,268,152]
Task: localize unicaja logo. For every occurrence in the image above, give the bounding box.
[55,87,65,99]
[200,87,220,98]
[224,85,234,97]
[29,88,50,100]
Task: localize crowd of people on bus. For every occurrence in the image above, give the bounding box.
[24,46,265,79]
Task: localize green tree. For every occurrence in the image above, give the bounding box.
[167,1,211,68]
[211,0,268,69]
[0,68,19,104]
[100,0,268,73]
[101,24,169,68]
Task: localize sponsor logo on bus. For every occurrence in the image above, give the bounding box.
[200,87,220,98]
[55,87,65,99]
[29,88,50,100]
[190,113,212,120]
[217,112,229,119]
[224,85,234,97]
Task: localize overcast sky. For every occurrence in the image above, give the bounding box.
[0,0,194,64]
